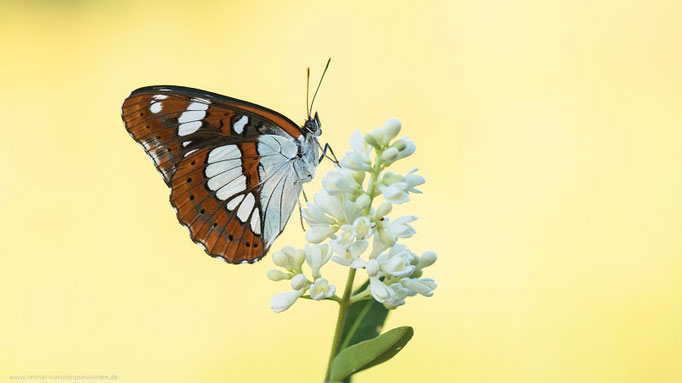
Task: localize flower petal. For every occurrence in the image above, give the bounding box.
[305,226,337,244]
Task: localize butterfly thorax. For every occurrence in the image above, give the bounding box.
[293,112,322,182]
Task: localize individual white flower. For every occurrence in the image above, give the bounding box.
[302,203,336,227]
[351,216,373,239]
[267,269,291,281]
[341,152,371,172]
[386,216,418,239]
[303,191,342,243]
[369,234,391,259]
[290,274,308,290]
[386,137,416,163]
[305,243,332,278]
[309,278,336,300]
[374,221,397,250]
[378,182,410,204]
[375,215,416,249]
[369,276,396,304]
[270,289,304,313]
[330,225,354,254]
[401,278,437,297]
[312,190,344,220]
[378,169,424,203]
[351,129,373,156]
[365,258,398,304]
[332,239,368,268]
[381,171,404,185]
[403,168,425,193]
[272,250,292,271]
[385,283,412,308]
[282,246,305,273]
[340,130,372,171]
[376,245,416,278]
[322,169,361,196]
[343,199,363,224]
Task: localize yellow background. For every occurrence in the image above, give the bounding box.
[1,0,681,382]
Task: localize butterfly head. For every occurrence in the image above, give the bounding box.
[304,112,322,137]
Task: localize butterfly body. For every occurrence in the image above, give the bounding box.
[121,85,321,264]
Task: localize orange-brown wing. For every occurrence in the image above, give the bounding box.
[121,86,303,264]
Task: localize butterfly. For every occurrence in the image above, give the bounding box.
[121,61,334,264]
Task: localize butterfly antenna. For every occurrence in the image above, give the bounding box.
[306,67,311,118]
[309,58,331,115]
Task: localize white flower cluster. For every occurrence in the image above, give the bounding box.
[268,118,437,312]
[267,244,337,313]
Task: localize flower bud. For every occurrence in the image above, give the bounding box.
[355,193,371,209]
[290,274,308,290]
[281,246,296,257]
[351,171,366,185]
[381,147,399,162]
[305,243,332,278]
[366,259,380,277]
[270,290,303,313]
[267,269,291,281]
[272,251,291,270]
[378,226,396,248]
[289,248,306,271]
[375,202,392,218]
[383,118,402,142]
[394,138,416,160]
[364,133,380,148]
[418,251,437,269]
[402,278,437,297]
[410,269,423,278]
[390,139,407,151]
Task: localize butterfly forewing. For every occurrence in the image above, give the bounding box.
[121,85,310,264]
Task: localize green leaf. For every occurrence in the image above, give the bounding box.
[338,281,390,383]
[339,281,390,349]
[330,326,414,382]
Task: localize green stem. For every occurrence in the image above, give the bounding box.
[338,294,373,351]
[323,146,384,382]
[324,268,357,383]
[350,286,371,303]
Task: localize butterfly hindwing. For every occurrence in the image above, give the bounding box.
[121,85,311,264]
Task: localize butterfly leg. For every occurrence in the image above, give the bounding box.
[319,143,340,165]
[297,195,307,231]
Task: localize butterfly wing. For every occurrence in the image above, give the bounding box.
[121,85,308,264]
